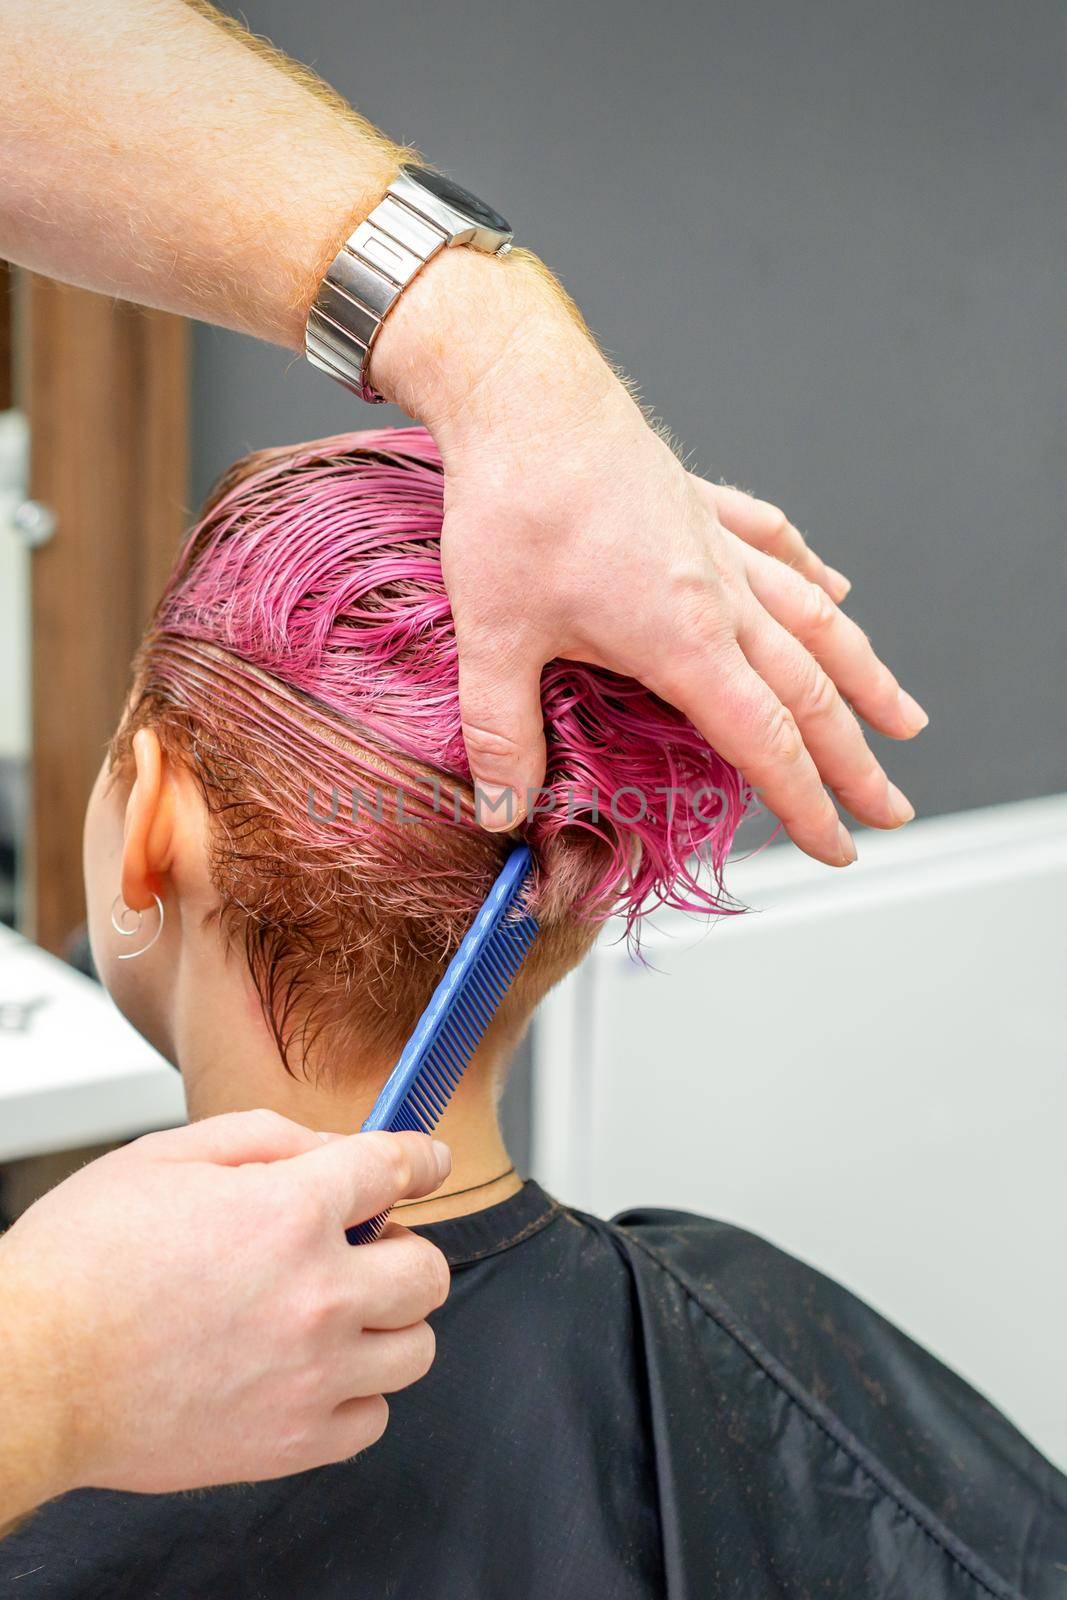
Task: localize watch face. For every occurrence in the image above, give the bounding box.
[404,165,511,235]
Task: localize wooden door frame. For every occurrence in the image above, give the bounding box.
[16,277,189,954]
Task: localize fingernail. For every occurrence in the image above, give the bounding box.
[836,823,857,865]
[826,566,852,601]
[474,783,524,832]
[897,689,929,734]
[887,783,915,825]
[431,1141,452,1182]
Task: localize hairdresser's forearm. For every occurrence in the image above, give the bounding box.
[0,0,404,345]
[0,1,585,401]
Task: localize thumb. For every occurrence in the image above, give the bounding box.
[132,1109,330,1167]
[455,639,548,833]
[281,1131,453,1232]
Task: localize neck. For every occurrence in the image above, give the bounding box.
[175,981,520,1225]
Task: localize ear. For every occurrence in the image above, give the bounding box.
[120,729,176,912]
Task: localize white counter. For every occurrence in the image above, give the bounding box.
[0,923,186,1161]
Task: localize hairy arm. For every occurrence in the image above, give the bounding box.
[0,0,400,342]
[0,0,927,861]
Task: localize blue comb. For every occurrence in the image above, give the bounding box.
[347,842,538,1245]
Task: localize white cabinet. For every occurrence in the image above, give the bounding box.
[532,796,1067,1468]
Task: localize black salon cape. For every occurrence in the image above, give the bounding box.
[4,1182,1064,1599]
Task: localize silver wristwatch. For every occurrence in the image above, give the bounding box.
[305,164,514,403]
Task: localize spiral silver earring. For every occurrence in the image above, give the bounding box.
[110,893,165,960]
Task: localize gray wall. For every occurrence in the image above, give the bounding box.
[196,0,1067,821]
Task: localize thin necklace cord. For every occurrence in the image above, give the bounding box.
[393,1164,517,1210]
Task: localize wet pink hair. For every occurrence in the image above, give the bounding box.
[117,427,751,1066]
[152,427,749,924]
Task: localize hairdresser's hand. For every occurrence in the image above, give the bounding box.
[375,252,928,864]
[0,1114,451,1526]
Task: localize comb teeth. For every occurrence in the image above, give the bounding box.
[372,914,538,1141]
[347,847,538,1247]
[348,1209,391,1247]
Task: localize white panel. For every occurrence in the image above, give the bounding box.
[531,796,1067,1467]
[0,925,186,1159]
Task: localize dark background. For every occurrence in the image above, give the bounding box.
[198,0,1066,822]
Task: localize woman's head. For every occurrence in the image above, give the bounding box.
[84,427,751,1088]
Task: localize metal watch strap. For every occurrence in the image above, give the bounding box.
[306,181,454,405]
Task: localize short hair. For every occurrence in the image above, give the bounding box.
[113,427,750,1077]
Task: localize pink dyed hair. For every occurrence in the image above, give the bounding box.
[116,427,750,1067]
[150,426,749,928]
